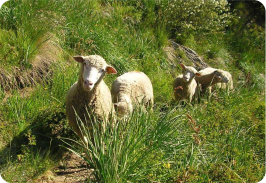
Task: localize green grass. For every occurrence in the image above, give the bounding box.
[61,85,264,182]
[0,68,264,182]
[62,107,182,182]
[0,62,76,181]
[0,0,63,70]
[0,0,265,182]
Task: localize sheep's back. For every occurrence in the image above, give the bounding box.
[195,68,214,86]
[112,72,153,104]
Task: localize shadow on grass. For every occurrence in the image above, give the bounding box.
[0,109,76,171]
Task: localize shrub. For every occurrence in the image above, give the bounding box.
[158,0,232,41]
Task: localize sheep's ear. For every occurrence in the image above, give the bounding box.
[106,65,117,74]
[213,70,222,80]
[195,72,202,77]
[180,63,186,69]
[73,56,84,63]
[216,76,222,80]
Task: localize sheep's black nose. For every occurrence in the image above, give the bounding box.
[84,80,93,86]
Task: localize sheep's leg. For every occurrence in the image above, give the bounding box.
[189,95,193,103]
[206,87,212,100]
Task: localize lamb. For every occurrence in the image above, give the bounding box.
[195,67,230,93]
[66,55,117,144]
[173,63,201,103]
[111,71,154,118]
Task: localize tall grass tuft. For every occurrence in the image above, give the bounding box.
[62,107,182,182]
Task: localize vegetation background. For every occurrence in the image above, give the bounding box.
[0,0,264,182]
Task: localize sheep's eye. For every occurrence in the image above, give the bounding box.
[83,62,86,66]
[99,68,105,72]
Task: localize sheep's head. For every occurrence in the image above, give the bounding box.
[73,55,117,91]
[213,69,229,83]
[180,64,201,82]
[113,96,133,118]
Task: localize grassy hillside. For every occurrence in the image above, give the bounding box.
[0,0,264,182]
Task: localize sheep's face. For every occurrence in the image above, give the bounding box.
[114,95,133,118]
[82,64,105,91]
[214,70,229,83]
[73,55,117,91]
[180,64,198,82]
[114,101,133,118]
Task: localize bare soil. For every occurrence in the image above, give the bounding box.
[35,153,93,183]
[0,35,63,90]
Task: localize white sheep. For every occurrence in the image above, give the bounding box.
[111,71,154,118]
[173,63,201,103]
[66,55,117,144]
[195,67,230,93]
[212,71,233,92]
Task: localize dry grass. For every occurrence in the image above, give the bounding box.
[0,35,63,91]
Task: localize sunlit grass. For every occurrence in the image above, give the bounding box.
[62,106,184,182]
[0,0,264,182]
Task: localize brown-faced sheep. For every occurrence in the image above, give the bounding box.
[195,67,230,93]
[212,70,233,92]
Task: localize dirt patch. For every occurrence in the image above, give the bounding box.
[35,153,93,183]
[0,35,63,91]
